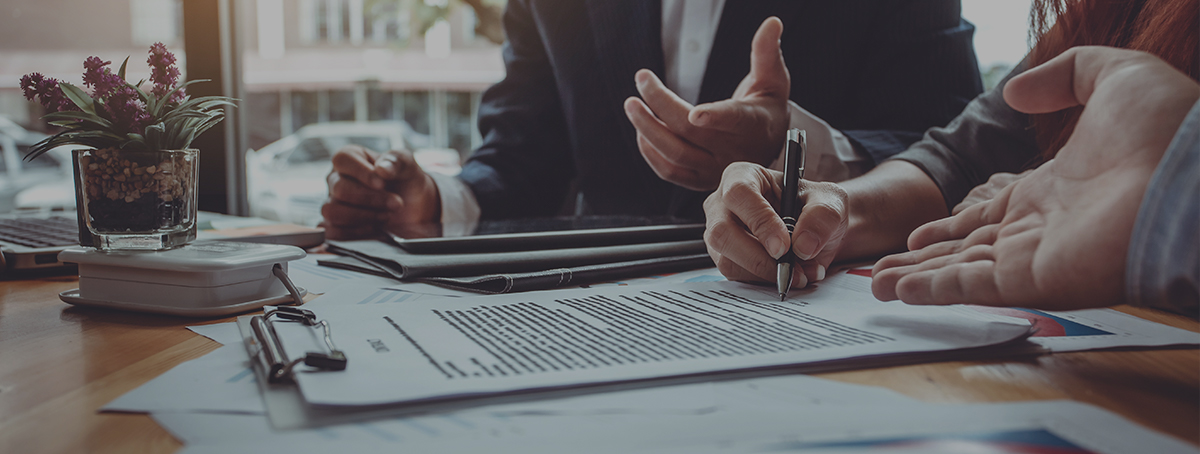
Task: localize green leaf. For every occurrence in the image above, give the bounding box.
[58,82,97,115]
[157,79,205,108]
[145,122,166,150]
[192,113,226,137]
[181,128,198,150]
[134,84,156,115]
[120,138,148,153]
[163,118,184,149]
[43,110,114,130]
[117,57,130,81]
[196,98,238,109]
[22,128,128,160]
[23,134,65,160]
[66,130,127,142]
[162,111,209,121]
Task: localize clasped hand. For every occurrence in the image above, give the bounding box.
[322,145,441,240]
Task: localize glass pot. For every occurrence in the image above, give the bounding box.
[75,147,198,251]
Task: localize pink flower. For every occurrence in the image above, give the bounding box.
[82,56,124,99]
[20,72,76,113]
[148,42,184,104]
[103,85,152,135]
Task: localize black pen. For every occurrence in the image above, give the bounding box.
[777,129,806,301]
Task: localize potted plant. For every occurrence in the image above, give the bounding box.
[20,43,235,251]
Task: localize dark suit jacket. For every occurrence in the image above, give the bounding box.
[459,0,983,220]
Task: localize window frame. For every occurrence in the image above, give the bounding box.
[182,0,249,215]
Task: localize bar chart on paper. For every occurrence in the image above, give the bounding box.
[772,428,1098,453]
[971,307,1113,337]
[839,266,1199,352]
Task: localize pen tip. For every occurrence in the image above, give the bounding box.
[779,293,786,301]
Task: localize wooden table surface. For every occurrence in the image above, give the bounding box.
[1,272,1198,453]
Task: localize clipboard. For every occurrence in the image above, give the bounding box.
[243,306,348,384]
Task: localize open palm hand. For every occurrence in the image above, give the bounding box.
[872,47,1200,310]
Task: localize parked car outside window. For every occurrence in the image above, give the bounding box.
[0,117,74,214]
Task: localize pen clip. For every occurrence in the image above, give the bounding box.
[796,129,806,178]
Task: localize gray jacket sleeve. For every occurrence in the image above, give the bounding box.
[1125,100,1200,316]
[888,62,1041,211]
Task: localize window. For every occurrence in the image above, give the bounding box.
[0,0,183,213]
[235,0,503,222]
[961,0,1035,90]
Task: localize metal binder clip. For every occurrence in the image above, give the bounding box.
[250,306,348,384]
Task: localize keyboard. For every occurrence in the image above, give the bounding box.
[0,216,80,248]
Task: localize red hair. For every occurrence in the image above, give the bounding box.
[1029,0,1199,159]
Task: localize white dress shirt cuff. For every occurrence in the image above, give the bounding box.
[428,172,481,237]
[768,101,871,182]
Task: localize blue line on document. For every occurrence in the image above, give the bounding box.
[441,414,476,429]
[357,422,401,442]
[385,292,415,303]
[225,368,253,383]
[358,288,390,305]
[399,419,440,436]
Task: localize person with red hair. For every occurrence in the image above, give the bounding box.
[702,0,1199,313]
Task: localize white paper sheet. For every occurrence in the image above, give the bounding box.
[271,280,1029,406]
[155,374,915,446]
[103,344,264,414]
[286,255,400,294]
[302,283,451,309]
[626,401,1200,454]
[187,322,243,345]
[156,410,524,447]
[580,266,728,288]
[486,373,915,416]
[173,401,1198,454]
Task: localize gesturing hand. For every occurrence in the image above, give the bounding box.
[322,145,441,240]
[624,17,790,191]
[872,47,1200,310]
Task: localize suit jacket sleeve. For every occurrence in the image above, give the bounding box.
[1126,99,1200,316]
[456,0,575,219]
[888,61,1040,211]
[836,0,985,164]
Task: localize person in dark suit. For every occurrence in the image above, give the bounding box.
[321,0,982,239]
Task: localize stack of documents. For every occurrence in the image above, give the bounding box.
[103,267,1200,453]
[322,224,714,293]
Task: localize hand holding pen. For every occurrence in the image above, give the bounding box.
[701,130,851,295]
[776,129,805,300]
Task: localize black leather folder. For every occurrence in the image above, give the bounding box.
[390,223,705,254]
[325,239,708,280]
[321,221,712,294]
